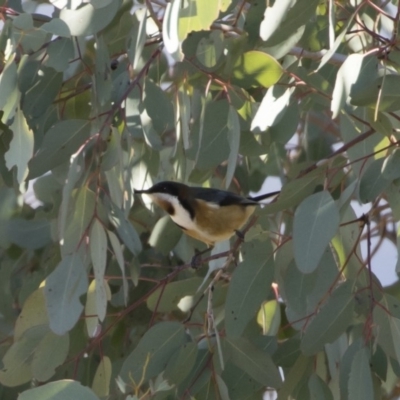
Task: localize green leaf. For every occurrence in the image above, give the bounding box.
[89,219,108,322]
[216,375,230,400]
[339,338,363,400]
[15,289,49,340]
[59,1,122,37]
[41,18,70,37]
[0,54,18,111]
[62,187,96,255]
[194,99,230,170]
[293,190,340,273]
[13,13,33,30]
[348,348,373,400]
[373,294,400,363]
[45,37,75,72]
[162,0,183,61]
[45,253,89,335]
[261,165,326,215]
[308,373,333,400]
[7,218,51,250]
[109,201,142,256]
[23,66,63,118]
[177,350,212,397]
[273,335,301,368]
[107,230,128,305]
[301,281,354,355]
[178,0,230,40]
[225,106,240,188]
[331,54,365,118]
[222,362,264,400]
[18,380,100,400]
[31,330,69,382]
[340,110,385,177]
[260,0,320,46]
[316,11,356,72]
[196,30,224,69]
[143,78,174,136]
[85,280,99,337]
[148,215,182,255]
[251,86,295,132]
[257,300,281,336]
[231,51,283,88]
[93,36,112,110]
[224,337,282,388]
[125,85,143,138]
[164,342,198,384]
[277,354,312,400]
[225,239,275,337]
[0,326,45,387]
[359,158,391,203]
[382,149,400,181]
[92,356,112,397]
[130,9,147,71]
[386,182,400,222]
[28,119,91,179]
[281,259,315,318]
[331,205,365,281]
[58,153,85,242]
[4,107,34,184]
[147,277,204,313]
[120,322,186,383]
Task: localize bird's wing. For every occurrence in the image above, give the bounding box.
[191,187,257,207]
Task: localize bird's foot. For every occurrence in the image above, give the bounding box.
[234,229,245,242]
[190,247,211,269]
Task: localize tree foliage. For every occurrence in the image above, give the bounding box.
[0,0,400,398]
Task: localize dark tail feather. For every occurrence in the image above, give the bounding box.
[248,190,280,202]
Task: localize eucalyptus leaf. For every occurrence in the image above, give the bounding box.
[7,218,51,250]
[120,322,186,384]
[224,336,282,388]
[293,190,340,274]
[18,380,100,400]
[147,277,204,313]
[359,158,391,203]
[301,281,355,355]
[194,99,230,170]
[108,201,142,256]
[41,18,70,37]
[260,0,320,46]
[231,51,283,88]
[59,1,121,36]
[28,119,91,179]
[62,187,96,255]
[89,219,108,322]
[45,253,89,335]
[92,356,112,397]
[23,66,63,119]
[0,54,18,111]
[225,239,275,337]
[45,37,74,72]
[348,348,373,400]
[5,107,33,184]
[382,149,400,181]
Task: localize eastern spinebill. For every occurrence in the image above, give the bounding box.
[134,181,279,246]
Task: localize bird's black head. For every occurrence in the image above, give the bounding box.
[134,181,188,198]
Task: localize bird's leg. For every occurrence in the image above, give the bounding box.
[190,247,212,268]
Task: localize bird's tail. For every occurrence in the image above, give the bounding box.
[249,190,280,202]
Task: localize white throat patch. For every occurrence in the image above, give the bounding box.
[149,193,196,231]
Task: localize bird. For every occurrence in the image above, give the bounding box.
[134,181,279,246]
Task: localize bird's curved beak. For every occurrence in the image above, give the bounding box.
[134,188,149,195]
